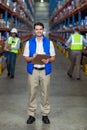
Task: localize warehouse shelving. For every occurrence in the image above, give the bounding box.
[50,2,87,28]
[0,3,33,27]
[49,0,87,70]
[50,0,72,23]
[49,0,87,44]
[0,0,34,54]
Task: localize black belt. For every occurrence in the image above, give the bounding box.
[34,67,45,70]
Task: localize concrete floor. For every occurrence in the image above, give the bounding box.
[0,49,87,130]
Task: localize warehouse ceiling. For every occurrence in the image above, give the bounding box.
[34,0,49,2]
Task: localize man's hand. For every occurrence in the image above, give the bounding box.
[42,56,55,64]
[24,53,37,62]
[42,58,49,64]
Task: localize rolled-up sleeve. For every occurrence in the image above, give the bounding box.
[65,36,72,47]
[23,41,29,56]
[50,41,56,56]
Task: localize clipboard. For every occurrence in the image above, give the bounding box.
[31,54,49,65]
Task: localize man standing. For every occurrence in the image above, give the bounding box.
[65,28,87,80]
[23,22,55,124]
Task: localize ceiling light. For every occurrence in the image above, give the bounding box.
[41,0,44,2]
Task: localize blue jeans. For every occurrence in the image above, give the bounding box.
[6,51,17,76]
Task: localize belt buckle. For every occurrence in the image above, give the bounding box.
[34,67,45,70]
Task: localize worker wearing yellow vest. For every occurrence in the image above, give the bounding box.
[65,28,87,80]
[6,28,20,78]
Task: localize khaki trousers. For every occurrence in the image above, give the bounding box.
[27,69,50,117]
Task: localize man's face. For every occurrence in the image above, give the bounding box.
[34,25,44,37]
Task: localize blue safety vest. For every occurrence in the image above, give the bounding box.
[27,36,52,75]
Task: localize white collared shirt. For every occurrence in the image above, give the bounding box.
[23,38,56,68]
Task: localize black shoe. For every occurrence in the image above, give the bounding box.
[27,116,35,124]
[42,116,50,124]
[7,73,10,77]
[77,78,80,80]
[10,75,14,79]
[67,72,72,78]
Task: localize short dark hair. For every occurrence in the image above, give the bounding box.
[74,27,79,32]
[34,22,44,29]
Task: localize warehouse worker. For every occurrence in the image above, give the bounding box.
[23,22,56,124]
[6,28,20,78]
[65,28,87,80]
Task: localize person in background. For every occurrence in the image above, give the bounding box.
[23,22,56,124]
[6,28,20,78]
[65,28,87,80]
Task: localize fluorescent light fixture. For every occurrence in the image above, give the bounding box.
[41,0,44,2]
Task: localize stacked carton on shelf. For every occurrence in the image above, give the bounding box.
[74,0,80,8]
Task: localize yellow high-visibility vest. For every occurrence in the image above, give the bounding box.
[71,33,83,50]
[8,36,20,54]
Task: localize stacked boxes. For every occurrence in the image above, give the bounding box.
[74,0,86,8]
[80,0,86,4]
[74,0,80,8]
[0,0,7,4]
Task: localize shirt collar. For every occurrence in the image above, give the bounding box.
[36,36,44,42]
